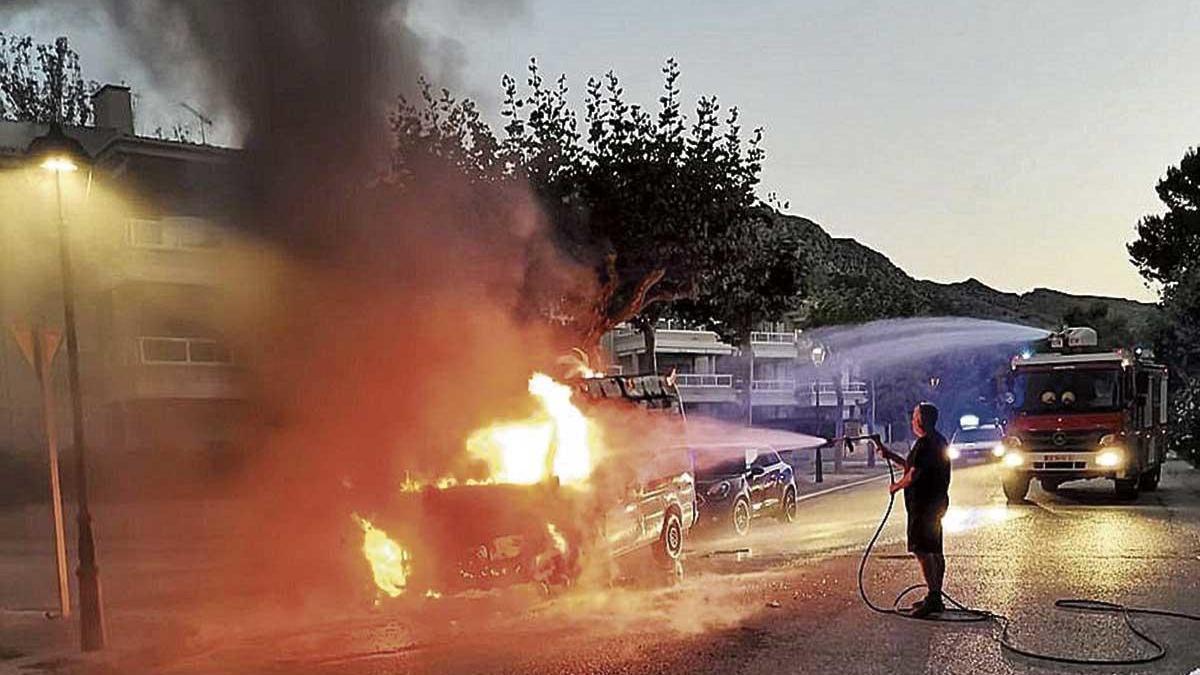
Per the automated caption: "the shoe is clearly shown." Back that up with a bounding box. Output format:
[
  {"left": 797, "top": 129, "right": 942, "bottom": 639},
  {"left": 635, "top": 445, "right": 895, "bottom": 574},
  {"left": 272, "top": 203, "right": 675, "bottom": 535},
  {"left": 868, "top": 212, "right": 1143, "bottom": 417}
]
[{"left": 911, "top": 596, "right": 945, "bottom": 619}]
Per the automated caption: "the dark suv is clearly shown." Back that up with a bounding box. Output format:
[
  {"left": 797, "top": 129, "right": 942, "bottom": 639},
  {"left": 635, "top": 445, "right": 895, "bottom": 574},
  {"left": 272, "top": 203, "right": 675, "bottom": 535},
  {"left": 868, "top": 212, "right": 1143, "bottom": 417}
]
[{"left": 695, "top": 445, "right": 797, "bottom": 536}]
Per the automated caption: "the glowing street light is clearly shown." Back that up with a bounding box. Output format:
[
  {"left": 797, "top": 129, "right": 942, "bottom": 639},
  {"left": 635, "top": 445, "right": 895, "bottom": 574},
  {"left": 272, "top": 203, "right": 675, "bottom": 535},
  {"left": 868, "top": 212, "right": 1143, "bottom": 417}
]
[{"left": 27, "top": 121, "right": 107, "bottom": 652}]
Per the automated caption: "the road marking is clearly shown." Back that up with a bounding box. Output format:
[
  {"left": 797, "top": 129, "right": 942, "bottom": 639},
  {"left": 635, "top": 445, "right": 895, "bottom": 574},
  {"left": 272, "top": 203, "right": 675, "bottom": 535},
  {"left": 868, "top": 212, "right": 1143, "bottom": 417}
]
[{"left": 795, "top": 473, "right": 891, "bottom": 504}]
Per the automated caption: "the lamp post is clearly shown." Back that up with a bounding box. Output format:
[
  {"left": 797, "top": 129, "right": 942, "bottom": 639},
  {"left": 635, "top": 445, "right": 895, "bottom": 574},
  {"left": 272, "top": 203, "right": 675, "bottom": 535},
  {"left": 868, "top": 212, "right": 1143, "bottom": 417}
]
[{"left": 27, "top": 122, "right": 107, "bottom": 652}]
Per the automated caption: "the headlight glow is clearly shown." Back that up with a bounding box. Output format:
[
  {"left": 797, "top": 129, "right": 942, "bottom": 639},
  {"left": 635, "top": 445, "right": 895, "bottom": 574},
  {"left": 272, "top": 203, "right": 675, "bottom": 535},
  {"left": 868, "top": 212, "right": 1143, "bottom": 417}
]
[
  {"left": 1096, "top": 449, "right": 1124, "bottom": 467},
  {"left": 1002, "top": 452, "right": 1024, "bottom": 467},
  {"left": 706, "top": 481, "right": 731, "bottom": 499},
  {"left": 948, "top": 446, "right": 961, "bottom": 460},
  {"left": 991, "top": 445, "right": 1006, "bottom": 458}
]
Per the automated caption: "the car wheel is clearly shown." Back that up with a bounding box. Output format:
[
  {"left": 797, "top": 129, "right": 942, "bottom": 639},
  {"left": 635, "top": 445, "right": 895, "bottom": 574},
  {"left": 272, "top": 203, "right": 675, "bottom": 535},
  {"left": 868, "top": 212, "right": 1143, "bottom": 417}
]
[
  {"left": 653, "top": 509, "right": 684, "bottom": 564},
  {"left": 1138, "top": 466, "right": 1161, "bottom": 492},
  {"left": 1040, "top": 479, "right": 1061, "bottom": 493},
  {"left": 1002, "top": 474, "right": 1031, "bottom": 503},
  {"left": 777, "top": 487, "right": 797, "bottom": 523},
  {"left": 1115, "top": 478, "right": 1140, "bottom": 500},
  {"left": 732, "top": 497, "right": 752, "bottom": 536}
]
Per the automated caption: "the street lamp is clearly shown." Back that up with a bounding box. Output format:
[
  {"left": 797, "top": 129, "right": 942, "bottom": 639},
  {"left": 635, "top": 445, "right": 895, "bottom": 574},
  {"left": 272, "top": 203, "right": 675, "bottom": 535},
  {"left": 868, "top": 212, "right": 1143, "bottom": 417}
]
[{"left": 27, "top": 122, "right": 107, "bottom": 652}]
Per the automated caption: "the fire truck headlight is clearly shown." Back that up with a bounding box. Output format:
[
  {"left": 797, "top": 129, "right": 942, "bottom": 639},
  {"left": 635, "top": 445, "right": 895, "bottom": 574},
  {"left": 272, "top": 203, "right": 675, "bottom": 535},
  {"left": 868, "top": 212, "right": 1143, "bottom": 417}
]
[
  {"left": 1002, "top": 452, "right": 1024, "bottom": 468},
  {"left": 991, "top": 444, "right": 1006, "bottom": 458},
  {"left": 948, "top": 446, "right": 961, "bottom": 460},
  {"left": 1096, "top": 449, "right": 1124, "bottom": 467},
  {"left": 1099, "top": 433, "right": 1120, "bottom": 447}
]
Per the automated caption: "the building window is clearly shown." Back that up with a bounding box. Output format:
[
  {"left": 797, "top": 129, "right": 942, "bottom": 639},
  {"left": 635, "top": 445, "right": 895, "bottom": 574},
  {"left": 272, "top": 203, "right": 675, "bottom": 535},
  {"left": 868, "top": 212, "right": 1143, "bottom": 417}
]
[
  {"left": 188, "top": 339, "right": 232, "bottom": 364},
  {"left": 139, "top": 336, "right": 232, "bottom": 365},
  {"left": 128, "top": 217, "right": 221, "bottom": 250}
]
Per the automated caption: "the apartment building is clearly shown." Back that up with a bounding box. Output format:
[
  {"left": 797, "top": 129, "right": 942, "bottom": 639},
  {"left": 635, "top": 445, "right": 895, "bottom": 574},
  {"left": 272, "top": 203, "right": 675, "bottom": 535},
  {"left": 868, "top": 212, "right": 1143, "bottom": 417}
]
[
  {"left": 602, "top": 321, "right": 871, "bottom": 437},
  {"left": 0, "top": 85, "right": 244, "bottom": 492}
]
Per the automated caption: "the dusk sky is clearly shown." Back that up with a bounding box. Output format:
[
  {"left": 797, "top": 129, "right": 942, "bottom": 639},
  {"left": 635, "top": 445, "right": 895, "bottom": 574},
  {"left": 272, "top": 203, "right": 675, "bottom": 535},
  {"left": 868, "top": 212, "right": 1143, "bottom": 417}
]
[{"left": 9, "top": 0, "right": 1200, "bottom": 302}]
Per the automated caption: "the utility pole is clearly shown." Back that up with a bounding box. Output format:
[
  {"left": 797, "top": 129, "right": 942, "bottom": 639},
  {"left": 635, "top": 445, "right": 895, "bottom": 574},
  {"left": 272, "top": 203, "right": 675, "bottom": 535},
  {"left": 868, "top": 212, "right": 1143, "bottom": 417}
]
[
  {"left": 747, "top": 343, "right": 755, "bottom": 427},
  {"left": 867, "top": 378, "right": 877, "bottom": 468},
  {"left": 833, "top": 362, "right": 844, "bottom": 474}
]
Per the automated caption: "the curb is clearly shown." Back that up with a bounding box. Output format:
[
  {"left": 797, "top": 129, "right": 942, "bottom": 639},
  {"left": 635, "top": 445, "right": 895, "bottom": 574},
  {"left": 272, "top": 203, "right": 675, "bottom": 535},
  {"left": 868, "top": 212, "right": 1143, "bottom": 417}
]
[{"left": 794, "top": 472, "right": 891, "bottom": 504}]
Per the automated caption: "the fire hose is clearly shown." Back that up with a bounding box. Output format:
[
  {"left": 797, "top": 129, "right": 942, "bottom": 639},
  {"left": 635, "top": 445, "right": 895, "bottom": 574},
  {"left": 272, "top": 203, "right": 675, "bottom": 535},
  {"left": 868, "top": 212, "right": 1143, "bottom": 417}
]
[{"left": 854, "top": 437, "right": 1200, "bottom": 666}]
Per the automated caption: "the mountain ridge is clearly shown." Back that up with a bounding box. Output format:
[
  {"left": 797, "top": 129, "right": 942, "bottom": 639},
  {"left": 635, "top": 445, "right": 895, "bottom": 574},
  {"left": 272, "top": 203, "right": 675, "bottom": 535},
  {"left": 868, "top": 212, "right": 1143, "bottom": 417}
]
[{"left": 776, "top": 212, "right": 1155, "bottom": 336}]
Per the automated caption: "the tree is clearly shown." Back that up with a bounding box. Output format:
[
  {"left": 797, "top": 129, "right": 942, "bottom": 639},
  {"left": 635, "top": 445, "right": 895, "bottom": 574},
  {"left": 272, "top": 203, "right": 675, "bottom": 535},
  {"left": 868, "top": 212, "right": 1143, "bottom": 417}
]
[
  {"left": 0, "top": 34, "right": 94, "bottom": 125},
  {"left": 1130, "top": 147, "right": 1200, "bottom": 463},
  {"left": 1128, "top": 147, "right": 1200, "bottom": 289},
  {"left": 391, "top": 60, "right": 798, "bottom": 360}
]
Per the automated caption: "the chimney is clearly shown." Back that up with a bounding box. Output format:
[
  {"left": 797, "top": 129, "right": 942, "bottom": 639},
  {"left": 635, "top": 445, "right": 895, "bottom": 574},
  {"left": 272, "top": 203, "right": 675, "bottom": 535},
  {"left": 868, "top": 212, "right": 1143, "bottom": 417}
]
[{"left": 92, "top": 84, "right": 134, "bottom": 135}]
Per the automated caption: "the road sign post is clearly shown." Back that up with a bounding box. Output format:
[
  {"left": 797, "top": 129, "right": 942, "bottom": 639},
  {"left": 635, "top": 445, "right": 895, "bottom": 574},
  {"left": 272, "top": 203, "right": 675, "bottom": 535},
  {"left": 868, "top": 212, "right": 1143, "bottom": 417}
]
[{"left": 11, "top": 325, "right": 70, "bottom": 618}]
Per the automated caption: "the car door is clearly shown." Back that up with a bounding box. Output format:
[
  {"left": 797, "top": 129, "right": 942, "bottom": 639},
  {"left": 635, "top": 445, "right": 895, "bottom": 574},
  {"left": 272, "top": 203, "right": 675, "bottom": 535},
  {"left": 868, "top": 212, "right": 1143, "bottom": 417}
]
[
  {"left": 751, "top": 450, "right": 786, "bottom": 511},
  {"left": 604, "top": 482, "right": 644, "bottom": 557},
  {"left": 746, "top": 448, "right": 774, "bottom": 512}
]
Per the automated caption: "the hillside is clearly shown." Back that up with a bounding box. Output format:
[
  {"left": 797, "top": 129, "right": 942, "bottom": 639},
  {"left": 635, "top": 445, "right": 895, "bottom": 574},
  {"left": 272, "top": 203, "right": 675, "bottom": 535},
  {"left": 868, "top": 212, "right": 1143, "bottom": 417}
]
[{"left": 775, "top": 213, "right": 1156, "bottom": 338}]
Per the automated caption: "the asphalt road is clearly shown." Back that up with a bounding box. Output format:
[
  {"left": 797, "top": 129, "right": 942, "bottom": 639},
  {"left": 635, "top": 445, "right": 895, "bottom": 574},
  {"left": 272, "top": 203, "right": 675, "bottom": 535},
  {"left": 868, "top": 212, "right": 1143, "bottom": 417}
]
[
  {"left": 61, "top": 458, "right": 1186, "bottom": 675},
  {"left": 7, "top": 459, "right": 1200, "bottom": 674}
]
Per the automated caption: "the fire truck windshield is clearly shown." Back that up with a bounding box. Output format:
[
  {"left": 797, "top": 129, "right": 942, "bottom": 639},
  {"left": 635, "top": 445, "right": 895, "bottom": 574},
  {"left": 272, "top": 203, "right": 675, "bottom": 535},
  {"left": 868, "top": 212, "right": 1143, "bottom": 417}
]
[{"left": 1012, "top": 368, "right": 1122, "bottom": 414}]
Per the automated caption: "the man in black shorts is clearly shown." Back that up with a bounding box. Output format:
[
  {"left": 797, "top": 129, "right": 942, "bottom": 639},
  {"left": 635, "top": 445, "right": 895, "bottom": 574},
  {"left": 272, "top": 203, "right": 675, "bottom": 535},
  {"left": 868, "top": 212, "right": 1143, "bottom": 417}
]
[{"left": 874, "top": 402, "right": 951, "bottom": 618}]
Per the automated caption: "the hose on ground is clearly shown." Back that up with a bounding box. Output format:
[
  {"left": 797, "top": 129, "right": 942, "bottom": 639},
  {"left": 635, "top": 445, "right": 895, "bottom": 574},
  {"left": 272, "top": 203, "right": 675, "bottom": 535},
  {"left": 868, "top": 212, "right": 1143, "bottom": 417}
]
[{"left": 857, "top": 457, "right": 1200, "bottom": 665}]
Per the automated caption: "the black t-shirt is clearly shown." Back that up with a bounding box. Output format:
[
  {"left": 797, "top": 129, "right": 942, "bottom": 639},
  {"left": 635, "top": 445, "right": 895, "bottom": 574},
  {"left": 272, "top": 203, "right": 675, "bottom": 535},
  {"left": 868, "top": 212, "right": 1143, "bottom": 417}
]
[{"left": 904, "top": 431, "right": 951, "bottom": 512}]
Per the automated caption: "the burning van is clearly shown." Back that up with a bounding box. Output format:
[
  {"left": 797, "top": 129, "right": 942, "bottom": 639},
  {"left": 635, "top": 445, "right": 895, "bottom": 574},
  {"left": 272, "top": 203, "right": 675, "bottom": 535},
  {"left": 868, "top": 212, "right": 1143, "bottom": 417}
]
[{"left": 353, "top": 372, "right": 696, "bottom": 599}]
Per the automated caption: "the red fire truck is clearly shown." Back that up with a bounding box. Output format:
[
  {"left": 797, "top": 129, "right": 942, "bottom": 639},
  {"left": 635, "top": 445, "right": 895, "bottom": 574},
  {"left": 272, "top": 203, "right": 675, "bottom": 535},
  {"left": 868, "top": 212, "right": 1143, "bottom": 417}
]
[{"left": 999, "top": 327, "right": 1169, "bottom": 501}]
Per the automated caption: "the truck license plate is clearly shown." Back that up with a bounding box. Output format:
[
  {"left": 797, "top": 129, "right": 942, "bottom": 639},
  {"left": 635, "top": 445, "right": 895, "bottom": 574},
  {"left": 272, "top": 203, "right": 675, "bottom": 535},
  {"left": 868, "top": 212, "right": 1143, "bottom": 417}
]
[{"left": 1043, "top": 454, "right": 1070, "bottom": 462}]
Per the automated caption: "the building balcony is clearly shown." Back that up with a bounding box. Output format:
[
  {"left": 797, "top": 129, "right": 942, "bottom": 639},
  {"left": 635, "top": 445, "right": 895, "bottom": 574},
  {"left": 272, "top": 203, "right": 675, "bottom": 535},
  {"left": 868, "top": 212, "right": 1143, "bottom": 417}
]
[
  {"left": 610, "top": 327, "right": 736, "bottom": 357},
  {"left": 749, "top": 331, "right": 800, "bottom": 359},
  {"left": 675, "top": 373, "right": 738, "bottom": 404},
  {"left": 796, "top": 381, "right": 870, "bottom": 407},
  {"left": 750, "top": 379, "right": 797, "bottom": 406}
]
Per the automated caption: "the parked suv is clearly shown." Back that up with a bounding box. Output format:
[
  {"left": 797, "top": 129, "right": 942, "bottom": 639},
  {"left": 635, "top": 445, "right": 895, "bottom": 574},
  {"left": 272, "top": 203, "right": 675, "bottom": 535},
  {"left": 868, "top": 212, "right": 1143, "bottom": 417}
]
[{"left": 695, "top": 445, "right": 797, "bottom": 536}]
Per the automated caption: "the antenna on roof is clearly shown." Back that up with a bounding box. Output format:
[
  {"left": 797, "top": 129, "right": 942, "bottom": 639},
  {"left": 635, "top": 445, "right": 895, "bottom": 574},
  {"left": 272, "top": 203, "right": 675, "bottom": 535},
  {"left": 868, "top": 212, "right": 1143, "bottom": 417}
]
[{"left": 178, "top": 102, "right": 213, "bottom": 145}]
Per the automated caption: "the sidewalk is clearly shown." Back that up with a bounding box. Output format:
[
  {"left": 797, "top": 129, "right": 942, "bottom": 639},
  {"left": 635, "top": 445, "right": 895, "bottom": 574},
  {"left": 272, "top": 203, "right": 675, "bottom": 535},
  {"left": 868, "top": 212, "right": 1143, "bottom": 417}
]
[{"left": 785, "top": 445, "right": 896, "bottom": 498}]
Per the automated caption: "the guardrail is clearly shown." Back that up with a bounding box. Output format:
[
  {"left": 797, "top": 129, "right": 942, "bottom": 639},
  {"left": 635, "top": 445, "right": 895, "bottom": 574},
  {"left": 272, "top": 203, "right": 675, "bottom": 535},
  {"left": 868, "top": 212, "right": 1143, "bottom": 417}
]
[{"left": 675, "top": 374, "right": 733, "bottom": 387}]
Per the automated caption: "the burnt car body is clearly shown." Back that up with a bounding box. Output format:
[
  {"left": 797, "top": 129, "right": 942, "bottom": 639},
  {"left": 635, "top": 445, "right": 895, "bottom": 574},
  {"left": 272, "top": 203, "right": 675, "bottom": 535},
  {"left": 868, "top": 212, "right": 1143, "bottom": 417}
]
[
  {"left": 695, "top": 445, "right": 797, "bottom": 536},
  {"left": 378, "top": 373, "right": 695, "bottom": 595}
]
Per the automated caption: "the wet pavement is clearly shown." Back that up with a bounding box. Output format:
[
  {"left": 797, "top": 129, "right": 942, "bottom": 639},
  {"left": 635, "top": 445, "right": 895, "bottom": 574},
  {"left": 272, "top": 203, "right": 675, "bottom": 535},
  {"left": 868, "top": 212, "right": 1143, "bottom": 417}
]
[{"left": 5, "top": 459, "right": 1200, "bottom": 674}]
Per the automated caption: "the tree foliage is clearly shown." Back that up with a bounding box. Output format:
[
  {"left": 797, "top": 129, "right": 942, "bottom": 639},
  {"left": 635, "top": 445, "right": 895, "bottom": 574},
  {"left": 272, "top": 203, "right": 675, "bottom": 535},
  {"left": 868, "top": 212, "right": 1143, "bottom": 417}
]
[
  {"left": 1129, "top": 147, "right": 1200, "bottom": 288},
  {"left": 1130, "top": 146, "right": 1200, "bottom": 462},
  {"left": 0, "top": 33, "right": 94, "bottom": 125},
  {"left": 390, "top": 59, "right": 802, "bottom": 349}
]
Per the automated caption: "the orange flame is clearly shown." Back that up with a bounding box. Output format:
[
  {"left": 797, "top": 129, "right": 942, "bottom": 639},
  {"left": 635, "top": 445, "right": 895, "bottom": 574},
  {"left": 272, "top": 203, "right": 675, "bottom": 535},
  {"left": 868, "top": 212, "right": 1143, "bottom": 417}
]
[
  {"left": 353, "top": 514, "right": 410, "bottom": 597},
  {"left": 466, "top": 372, "right": 599, "bottom": 486}
]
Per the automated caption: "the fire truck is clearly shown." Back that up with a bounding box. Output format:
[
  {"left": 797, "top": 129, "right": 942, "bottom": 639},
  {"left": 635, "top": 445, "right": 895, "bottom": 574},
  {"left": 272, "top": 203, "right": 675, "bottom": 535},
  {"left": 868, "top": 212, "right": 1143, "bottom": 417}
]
[{"left": 998, "top": 327, "right": 1169, "bottom": 501}]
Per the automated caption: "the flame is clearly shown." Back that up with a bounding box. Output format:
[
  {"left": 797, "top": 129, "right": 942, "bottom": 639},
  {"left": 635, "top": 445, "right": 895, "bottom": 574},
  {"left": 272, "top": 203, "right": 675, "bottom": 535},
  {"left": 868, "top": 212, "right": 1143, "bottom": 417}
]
[
  {"left": 466, "top": 372, "right": 598, "bottom": 486},
  {"left": 558, "top": 347, "right": 600, "bottom": 379},
  {"left": 546, "top": 522, "right": 568, "bottom": 556},
  {"left": 353, "top": 515, "right": 411, "bottom": 597}
]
